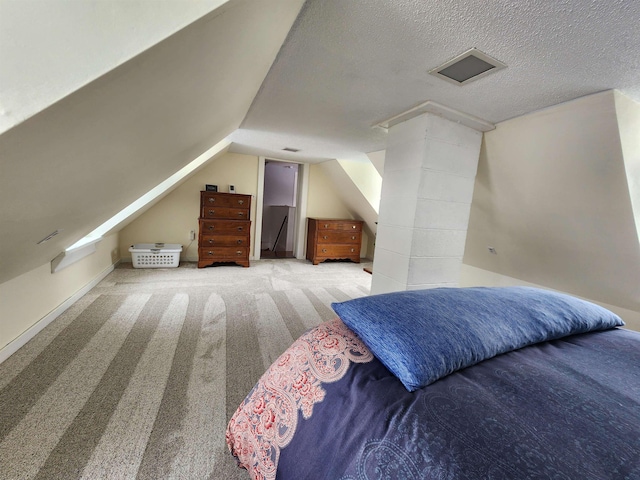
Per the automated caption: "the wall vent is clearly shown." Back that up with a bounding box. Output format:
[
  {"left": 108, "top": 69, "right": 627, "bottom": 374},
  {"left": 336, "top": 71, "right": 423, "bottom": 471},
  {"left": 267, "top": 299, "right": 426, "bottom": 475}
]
[{"left": 429, "top": 48, "right": 506, "bottom": 86}]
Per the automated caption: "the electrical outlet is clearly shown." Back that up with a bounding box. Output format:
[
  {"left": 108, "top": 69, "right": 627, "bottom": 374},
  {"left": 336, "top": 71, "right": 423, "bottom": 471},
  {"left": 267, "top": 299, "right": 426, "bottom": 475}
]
[{"left": 189, "top": 230, "right": 196, "bottom": 241}]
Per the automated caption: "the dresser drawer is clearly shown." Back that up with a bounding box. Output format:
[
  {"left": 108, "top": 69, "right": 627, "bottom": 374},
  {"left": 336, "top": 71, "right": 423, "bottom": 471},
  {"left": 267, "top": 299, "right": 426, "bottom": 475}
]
[
  {"left": 199, "top": 247, "right": 249, "bottom": 260},
  {"left": 317, "top": 231, "right": 361, "bottom": 244},
  {"left": 201, "top": 207, "right": 249, "bottom": 220},
  {"left": 317, "top": 220, "right": 362, "bottom": 232},
  {"left": 201, "top": 192, "right": 251, "bottom": 208},
  {"left": 315, "top": 244, "right": 360, "bottom": 257},
  {"left": 199, "top": 219, "right": 250, "bottom": 235},
  {"left": 200, "top": 235, "right": 249, "bottom": 247}
]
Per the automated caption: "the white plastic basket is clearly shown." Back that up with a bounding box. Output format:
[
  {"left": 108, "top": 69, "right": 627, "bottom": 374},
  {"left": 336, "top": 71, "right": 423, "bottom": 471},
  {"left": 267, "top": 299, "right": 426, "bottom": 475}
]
[{"left": 129, "top": 243, "right": 182, "bottom": 268}]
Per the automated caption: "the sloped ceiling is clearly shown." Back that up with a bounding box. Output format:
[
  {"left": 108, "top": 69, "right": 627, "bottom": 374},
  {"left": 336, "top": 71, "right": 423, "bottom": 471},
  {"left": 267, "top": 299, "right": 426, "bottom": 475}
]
[
  {"left": 0, "top": 0, "right": 229, "bottom": 134},
  {"left": 0, "top": 0, "right": 304, "bottom": 284}
]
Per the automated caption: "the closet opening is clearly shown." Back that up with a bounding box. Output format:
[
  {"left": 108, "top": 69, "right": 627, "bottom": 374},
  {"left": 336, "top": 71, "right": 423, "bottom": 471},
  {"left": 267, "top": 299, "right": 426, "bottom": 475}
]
[{"left": 260, "top": 160, "right": 299, "bottom": 259}]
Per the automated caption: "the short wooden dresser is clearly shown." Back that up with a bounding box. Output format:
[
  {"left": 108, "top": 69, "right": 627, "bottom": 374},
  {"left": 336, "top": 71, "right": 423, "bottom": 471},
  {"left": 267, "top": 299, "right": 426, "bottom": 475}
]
[
  {"left": 306, "top": 218, "right": 363, "bottom": 265},
  {"left": 198, "top": 191, "right": 251, "bottom": 268}
]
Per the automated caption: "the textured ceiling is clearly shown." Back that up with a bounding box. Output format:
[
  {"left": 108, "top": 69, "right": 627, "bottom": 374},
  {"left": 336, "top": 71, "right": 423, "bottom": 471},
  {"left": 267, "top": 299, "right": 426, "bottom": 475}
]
[{"left": 232, "top": 0, "right": 640, "bottom": 163}]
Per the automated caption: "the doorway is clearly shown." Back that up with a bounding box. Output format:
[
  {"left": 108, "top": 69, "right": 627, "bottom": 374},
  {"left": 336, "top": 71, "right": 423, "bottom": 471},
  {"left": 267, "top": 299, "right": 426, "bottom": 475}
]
[{"left": 260, "top": 160, "right": 299, "bottom": 258}]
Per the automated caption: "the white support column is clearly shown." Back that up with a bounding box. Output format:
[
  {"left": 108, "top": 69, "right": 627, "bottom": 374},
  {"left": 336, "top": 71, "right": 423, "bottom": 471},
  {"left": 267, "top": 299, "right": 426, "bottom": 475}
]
[{"left": 371, "top": 112, "right": 483, "bottom": 294}]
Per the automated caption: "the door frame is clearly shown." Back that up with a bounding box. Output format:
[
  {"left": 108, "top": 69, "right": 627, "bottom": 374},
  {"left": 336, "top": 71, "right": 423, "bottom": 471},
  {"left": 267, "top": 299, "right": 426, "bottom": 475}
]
[{"left": 254, "top": 157, "right": 309, "bottom": 260}]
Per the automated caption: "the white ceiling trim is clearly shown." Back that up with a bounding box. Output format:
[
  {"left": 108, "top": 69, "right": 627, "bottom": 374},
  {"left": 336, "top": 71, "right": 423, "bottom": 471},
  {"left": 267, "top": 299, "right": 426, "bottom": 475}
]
[{"left": 375, "top": 100, "right": 495, "bottom": 133}]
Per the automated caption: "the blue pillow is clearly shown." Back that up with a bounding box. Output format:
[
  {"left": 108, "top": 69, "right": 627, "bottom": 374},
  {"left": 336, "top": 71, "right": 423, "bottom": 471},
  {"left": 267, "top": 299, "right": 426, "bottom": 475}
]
[{"left": 331, "top": 287, "right": 624, "bottom": 391}]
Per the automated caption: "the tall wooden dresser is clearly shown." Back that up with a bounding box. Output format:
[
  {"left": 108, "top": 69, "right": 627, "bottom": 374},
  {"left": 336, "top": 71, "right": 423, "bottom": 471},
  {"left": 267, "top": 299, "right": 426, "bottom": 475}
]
[
  {"left": 198, "top": 191, "right": 251, "bottom": 268},
  {"left": 306, "top": 218, "right": 363, "bottom": 265}
]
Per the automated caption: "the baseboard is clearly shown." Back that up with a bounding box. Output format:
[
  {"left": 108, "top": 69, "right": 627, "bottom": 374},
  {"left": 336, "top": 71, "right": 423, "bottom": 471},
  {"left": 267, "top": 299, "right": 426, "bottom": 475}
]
[{"left": 0, "top": 262, "right": 117, "bottom": 365}]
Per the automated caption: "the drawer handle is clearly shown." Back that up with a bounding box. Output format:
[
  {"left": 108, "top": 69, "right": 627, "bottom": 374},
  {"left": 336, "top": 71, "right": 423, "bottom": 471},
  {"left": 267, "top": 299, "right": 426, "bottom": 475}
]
[
  {"left": 208, "top": 239, "right": 214, "bottom": 245},
  {"left": 208, "top": 198, "right": 215, "bottom": 203},
  {"left": 237, "top": 212, "right": 244, "bottom": 217},
  {"left": 209, "top": 210, "right": 215, "bottom": 215},
  {"left": 324, "top": 224, "right": 328, "bottom": 228},
  {"left": 323, "top": 235, "right": 328, "bottom": 240},
  {"left": 322, "top": 248, "right": 327, "bottom": 253},
  {"left": 236, "top": 251, "right": 242, "bottom": 256},
  {"left": 352, "top": 225, "right": 356, "bottom": 229},
  {"left": 238, "top": 199, "right": 244, "bottom": 205},
  {"left": 351, "top": 248, "right": 355, "bottom": 252},
  {"left": 207, "top": 251, "right": 214, "bottom": 255},
  {"left": 208, "top": 225, "right": 215, "bottom": 230},
  {"left": 351, "top": 236, "right": 356, "bottom": 240},
  {"left": 237, "top": 227, "right": 244, "bottom": 231},
  {"left": 237, "top": 240, "right": 243, "bottom": 245}
]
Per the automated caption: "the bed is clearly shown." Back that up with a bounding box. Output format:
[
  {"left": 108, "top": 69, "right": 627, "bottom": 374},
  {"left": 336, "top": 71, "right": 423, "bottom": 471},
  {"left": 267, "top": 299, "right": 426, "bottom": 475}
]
[{"left": 226, "top": 286, "right": 640, "bottom": 479}]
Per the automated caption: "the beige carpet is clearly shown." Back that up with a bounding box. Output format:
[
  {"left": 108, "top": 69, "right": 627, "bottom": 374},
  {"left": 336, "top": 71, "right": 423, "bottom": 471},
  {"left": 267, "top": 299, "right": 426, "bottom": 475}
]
[{"left": 0, "top": 259, "right": 372, "bottom": 479}]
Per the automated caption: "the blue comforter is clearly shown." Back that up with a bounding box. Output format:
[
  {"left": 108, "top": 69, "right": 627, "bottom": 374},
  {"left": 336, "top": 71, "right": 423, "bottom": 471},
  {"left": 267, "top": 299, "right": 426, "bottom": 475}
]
[
  {"left": 228, "top": 322, "right": 640, "bottom": 479},
  {"left": 279, "top": 327, "right": 640, "bottom": 479}
]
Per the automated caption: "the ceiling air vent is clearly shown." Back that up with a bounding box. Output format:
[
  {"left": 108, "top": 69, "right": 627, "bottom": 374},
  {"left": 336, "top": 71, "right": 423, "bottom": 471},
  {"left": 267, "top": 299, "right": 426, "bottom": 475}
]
[
  {"left": 282, "top": 147, "right": 300, "bottom": 152},
  {"left": 429, "top": 48, "right": 506, "bottom": 86}
]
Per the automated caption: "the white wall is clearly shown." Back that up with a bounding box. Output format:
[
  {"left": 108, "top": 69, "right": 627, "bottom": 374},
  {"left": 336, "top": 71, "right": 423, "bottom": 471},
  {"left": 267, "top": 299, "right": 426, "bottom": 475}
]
[
  {"left": 460, "top": 264, "right": 640, "bottom": 332},
  {"left": 464, "top": 91, "right": 640, "bottom": 312},
  {"left": 0, "top": 233, "right": 119, "bottom": 356},
  {"left": 337, "top": 159, "right": 382, "bottom": 213},
  {"left": 366, "top": 150, "right": 386, "bottom": 176},
  {"left": 263, "top": 162, "right": 297, "bottom": 206},
  {"left": 314, "top": 161, "right": 376, "bottom": 258},
  {"left": 306, "top": 163, "right": 356, "bottom": 219},
  {"left": 119, "top": 152, "right": 259, "bottom": 262},
  {"left": 615, "top": 91, "right": 640, "bottom": 242}
]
